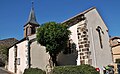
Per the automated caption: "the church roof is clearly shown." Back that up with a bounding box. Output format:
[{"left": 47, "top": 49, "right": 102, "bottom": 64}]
[
  {"left": 62, "top": 7, "right": 96, "bottom": 27},
  {"left": 24, "top": 2, "right": 39, "bottom": 27}
]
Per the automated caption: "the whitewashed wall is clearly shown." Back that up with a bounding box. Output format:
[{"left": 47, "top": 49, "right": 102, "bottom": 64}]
[
  {"left": 86, "top": 8, "right": 113, "bottom": 73},
  {"left": 8, "top": 46, "right": 15, "bottom": 73},
  {"left": 16, "top": 40, "right": 28, "bottom": 74},
  {"left": 30, "top": 41, "right": 50, "bottom": 71}
]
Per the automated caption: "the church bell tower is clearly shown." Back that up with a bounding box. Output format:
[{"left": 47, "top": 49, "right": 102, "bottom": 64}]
[{"left": 24, "top": 2, "right": 39, "bottom": 37}]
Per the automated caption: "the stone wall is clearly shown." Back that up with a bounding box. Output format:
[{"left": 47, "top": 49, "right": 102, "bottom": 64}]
[{"left": 77, "top": 20, "right": 91, "bottom": 65}]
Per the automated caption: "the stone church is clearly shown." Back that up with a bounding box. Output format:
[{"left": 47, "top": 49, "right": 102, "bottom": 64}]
[{"left": 8, "top": 4, "right": 113, "bottom": 74}]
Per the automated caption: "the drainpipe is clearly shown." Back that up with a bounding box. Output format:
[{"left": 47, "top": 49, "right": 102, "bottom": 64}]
[
  {"left": 14, "top": 44, "right": 17, "bottom": 73},
  {"left": 26, "top": 37, "right": 31, "bottom": 68}
]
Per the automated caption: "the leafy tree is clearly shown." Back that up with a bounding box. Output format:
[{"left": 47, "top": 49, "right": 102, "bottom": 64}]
[{"left": 37, "top": 22, "right": 71, "bottom": 66}]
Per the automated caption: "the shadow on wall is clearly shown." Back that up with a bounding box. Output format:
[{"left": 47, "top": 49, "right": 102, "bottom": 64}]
[{"left": 57, "top": 42, "right": 78, "bottom": 66}]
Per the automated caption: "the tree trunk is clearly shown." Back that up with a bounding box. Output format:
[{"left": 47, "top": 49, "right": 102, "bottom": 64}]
[{"left": 50, "top": 53, "right": 57, "bottom": 66}]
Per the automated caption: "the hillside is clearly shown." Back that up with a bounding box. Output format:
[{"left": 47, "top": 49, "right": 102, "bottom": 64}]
[
  {"left": 0, "top": 38, "right": 18, "bottom": 66},
  {"left": 0, "top": 38, "right": 18, "bottom": 48}
]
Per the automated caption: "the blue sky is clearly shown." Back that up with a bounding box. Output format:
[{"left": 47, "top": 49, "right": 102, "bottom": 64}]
[{"left": 0, "top": 0, "right": 120, "bottom": 40}]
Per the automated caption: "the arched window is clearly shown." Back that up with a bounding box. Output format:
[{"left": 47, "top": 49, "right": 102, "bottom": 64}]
[{"left": 96, "top": 26, "right": 104, "bottom": 48}]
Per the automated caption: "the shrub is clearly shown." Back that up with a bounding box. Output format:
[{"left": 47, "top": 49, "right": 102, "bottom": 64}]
[
  {"left": 23, "top": 68, "right": 46, "bottom": 74},
  {"left": 52, "top": 64, "right": 99, "bottom": 74}
]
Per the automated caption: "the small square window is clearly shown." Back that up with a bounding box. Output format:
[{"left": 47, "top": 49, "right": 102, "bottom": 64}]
[{"left": 17, "top": 58, "right": 20, "bottom": 65}]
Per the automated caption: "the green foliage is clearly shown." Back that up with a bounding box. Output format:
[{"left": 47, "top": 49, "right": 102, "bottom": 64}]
[
  {"left": 37, "top": 22, "right": 71, "bottom": 65},
  {"left": 37, "top": 22, "right": 71, "bottom": 54},
  {"left": 115, "top": 58, "right": 120, "bottom": 63},
  {"left": 0, "top": 46, "right": 8, "bottom": 56},
  {"left": 0, "top": 46, "right": 8, "bottom": 66},
  {"left": 52, "top": 64, "right": 99, "bottom": 74},
  {"left": 23, "top": 68, "right": 46, "bottom": 74}
]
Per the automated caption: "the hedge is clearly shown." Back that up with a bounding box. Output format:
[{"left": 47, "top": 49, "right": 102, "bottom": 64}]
[
  {"left": 52, "top": 64, "right": 99, "bottom": 74},
  {"left": 23, "top": 68, "right": 46, "bottom": 74}
]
